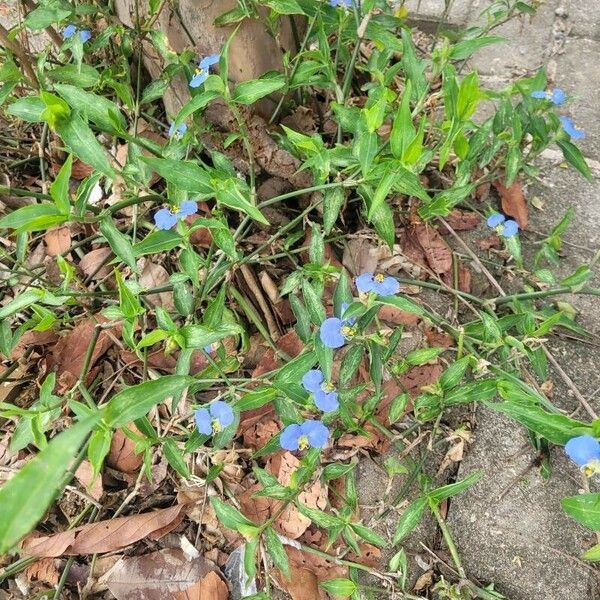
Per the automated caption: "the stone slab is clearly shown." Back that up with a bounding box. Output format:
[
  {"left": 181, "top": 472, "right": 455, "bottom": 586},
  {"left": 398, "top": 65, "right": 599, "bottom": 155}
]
[{"left": 404, "top": 0, "right": 474, "bottom": 25}]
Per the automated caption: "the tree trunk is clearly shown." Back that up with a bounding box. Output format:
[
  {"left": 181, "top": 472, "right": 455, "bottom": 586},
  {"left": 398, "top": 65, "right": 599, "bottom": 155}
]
[{"left": 114, "top": 0, "right": 300, "bottom": 117}]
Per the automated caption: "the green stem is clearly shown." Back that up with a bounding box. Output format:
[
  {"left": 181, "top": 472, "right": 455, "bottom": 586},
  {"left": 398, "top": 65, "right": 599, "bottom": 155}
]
[
  {"left": 491, "top": 286, "right": 600, "bottom": 306},
  {"left": 429, "top": 498, "right": 466, "bottom": 578}
]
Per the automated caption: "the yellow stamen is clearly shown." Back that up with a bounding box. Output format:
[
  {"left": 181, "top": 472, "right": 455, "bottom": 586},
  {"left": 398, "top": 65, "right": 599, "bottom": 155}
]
[
  {"left": 583, "top": 459, "right": 600, "bottom": 477},
  {"left": 321, "top": 381, "right": 335, "bottom": 393},
  {"left": 340, "top": 325, "right": 356, "bottom": 339},
  {"left": 211, "top": 418, "right": 222, "bottom": 433},
  {"left": 298, "top": 435, "right": 309, "bottom": 450},
  {"left": 374, "top": 273, "right": 385, "bottom": 283}
]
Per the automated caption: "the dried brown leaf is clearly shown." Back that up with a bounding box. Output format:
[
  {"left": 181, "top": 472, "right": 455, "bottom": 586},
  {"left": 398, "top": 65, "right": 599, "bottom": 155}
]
[
  {"left": 74, "top": 460, "right": 103, "bottom": 500},
  {"left": 23, "top": 505, "right": 186, "bottom": 557},
  {"left": 413, "top": 224, "right": 452, "bottom": 275},
  {"left": 24, "top": 558, "right": 60, "bottom": 585},
  {"left": 44, "top": 225, "right": 71, "bottom": 256},
  {"left": 440, "top": 209, "right": 481, "bottom": 232},
  {"left": 138, "top": 259, "right": 174, "bottom": 310},
  {"left": 400, "top": 364, "right": 444, "bottom": 397},
  {"left": 102, "top": 548, "right": 226, "bottom": 600},
  {"left": 79, "top": 247, "right": 113, "bottom": 279},
  {"left": 492, "top": 178, "right": 528, "bottom": 229},
  {"left": 275, "top": 564, "right": 322, "bottom": 600},
  {"left": 106, "top": 426, "right": 143, "bottom": 474}
]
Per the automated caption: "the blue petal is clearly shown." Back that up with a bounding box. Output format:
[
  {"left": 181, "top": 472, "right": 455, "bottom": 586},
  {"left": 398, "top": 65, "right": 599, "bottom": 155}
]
[
  {"left": 355, "top": 273, "right": 375, "bottom": 293},
  {"left": 79, "top": 29, "right": 92, "bottom": 43},
  {"left": 551, "top": 88, "right": 566, "bottom": 105},
  {"left": 177, "top": 200, "right": 198, "bottom": 217},
  {"left": 204, "top": 343, "right": 216, "bottom": 353},
  {"left": 565, "top": 435, "right": 600, "bottom": 467},
  {"left": 199, "top": 54, "right": 220, "bottom": 70},
  {"left": 154, "top": 208, "right": 178, "bottom": 230},
  {"left": 190, "top": 71, "right": 208, "bottom": 88},
  {"left": 501, "top": 220, "right": 519, "bottom": 237},
  {"left": 530, "top": 90, "right": 547, "bottom": 99},
  {"left": 302, "top": 369, "right": 324, "bottom": 393},
  {"left": 487, "top": 213, "right": 505, "bottom": 228},
  {"left": 169, "top": 122, "right": 187, "bottom": 138},
  {"left": 301, "top": 420, "right": 329, "bottom": 448},
  {"left": 319, "top": 317, "right": 345, "bottom": 349},
  {"left": 314, "top": 389, "right": 339, "bottom": 412},
  {"left": 373, "top": 276, "right": 400, "bottom": 296},
  {"left": 280, "top": 424, "right": 302, "bottom": 451},
  {"left": 62, "top": 24, "right": 77, "bottom": 39},
  {"left": 560, "top": 116, "right": 585, "bottom": 139},
  {"left": 194, "top": 408, "right": 213, "bottom": 435},
  {"left": 210, "top": 400, "right": 234, "bottom": 428}
]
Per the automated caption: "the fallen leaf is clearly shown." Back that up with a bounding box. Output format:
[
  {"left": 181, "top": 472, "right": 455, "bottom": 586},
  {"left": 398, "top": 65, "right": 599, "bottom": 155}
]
[
  {"left": 174, "top": 570, "right": 229, "bottom": 600},
  {"left": 400, "top": 364, "right": 444, "bottom": 397},
  {"left": 102, "top": 548, "right": 227, "bottom": 600},
  {"left": 285, "top": 545, "right": 347, "bottom": 583},
  {"left": 378, "top": 303, "right": 420, "bottom": 326},
  {"left": 44, "top": 225, "right": 71, "bottom": 256},
  {"left": 274, "top": 564, "right": 321, "bottom": 600},
  {"left": 492, "top": 178, "right": 528, "bottom": 229},
  {"left": 413, "top": 224, "right": 452, "bottom": 275},
  {"left": 120, "top": 348, "right": 177, "bottom": 373},
  {"left": 71, "top": 159, "right": 94, "bottom": 180},
  {"left": 440, "top": 209, "right": 481, "bottom": 232},
  {"left": 74, "top": 460, "right": 103, "bottom": 500},
  {"left": 106, "top": 426, "right": 144, "bottom": 474},
  {"left": 240, "top": 482, "right": 272, "bottom": 525},
  {"left": 10, "top": 330, "right": 59, "bottom": 360},
  {"left": 138, "top": 258, "right": 174, "bottom": 310},
  {"left": 47, "top": 316, "right": 118, "bottom": 392},
  {"left": 476, "top": 234, "right": 501, "bottom": 251},
  {"left": 24, "top": 558, "right": 60, "bottom": 585},
  {"left": 23, "top": 504, "right": 187, "bottom": 557},
  {"left": 414, "top": 570, "right": 434, "bottom": 591},
  {"left": 437, "top": 440, "right": 464, "bottom": 476},
  {"left": 424, "top": 328, "right": 453, "bottom": 349},
  {"left": 79, "top": 247, "right": 113, "bottom": 279},
  {"left": 242, "top": 417, "right": 280, "bottom": 452}
]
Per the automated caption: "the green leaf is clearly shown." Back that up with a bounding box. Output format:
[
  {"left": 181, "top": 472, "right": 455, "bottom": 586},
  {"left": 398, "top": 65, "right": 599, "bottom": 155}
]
[
  {"left": 174, "top": 89, "right": 221, "bottom": 124},
  {"left": 390, "top": 80, "right": 414, "bottom": 159},
  {"left": 350, "top": 522, "right": 386, "bottom": 547},
  {"left": 319, "top": 578, "right": 357, "bottom": 598},
  {"left": 232, "top": 73, "right": 286, "bottom": 105},
  {"left": 47, "top": 65, "right": 100, "bottom": 89},
  {"left": 582, "top": 543, "right": 600, "bottom": 561},
  {"left": 557, "top": 139, "right": 592, "bottom": 180},
  {"left": 163, "top": 438, "right": 191, "bottom": 478},
  {"left": 55, "top": 113, "right": 115, "bottom": 178},
  {"left": 0, "top": 204, "right": 64, "bottom": 232},
  {"left": 99, "top": 217, "right": 137, "bottom": 271},
  {"left": 180, "top": 323, "right": 242, "bottom": 349},
  {"left": 274, "top": 351, "right": 317, "bottom": 384},
  {"left": 264, "top": 526, "right": 290, "bottom": 577},
  {"left": 392, "top": 496, "right": 427, "bottom": 544},
  {"left": 210, "top": 496, "right": 257, "bottom": 531},
  {"left": 262, "top": 0, "right": 306, "bottom": 14},
  {"left": 104, "top": 376, "right": 195, "bottom": 428},
  {"left": 236, "top": 386, "right": 278, "bottom": 412},
  {"left": 53, "top": 84, "right": 126, "bottom": 134},
  {"left": 323, "top": 187, "right": 345, "bottom": 234},
  {"left": 449, "top": 36, "right": 506, "bottom": 60},
  {"left": 87, "top": 428, "right": 112, "bottom": 479},
  {"left": 562, "top": 493, "right": 600, "bottom": 530},
  {"left": 0, "top": 416, "right": 96, "bottom": 554},
  {"left": 133, "top": 230, "right": 181, "bottom": 256},
  {"left": 25, "top": 5, "right": 72, "bottom": 29},
  {"left": 389, "top": 393, "right": 409, "bottom": 424},
  {"left": 50, "top": 154, "right": 73, "bottom": 215},
  {"left": 376, "top": 296, "right": 425, "bottom": 317},
  {"left": 456, "top": 71, "right": 480, "bottom": 120},
  {"left": 215, "top": 178, "right": 269, "bottom": 225},
  {"left": 140, "top": 157, "right": 213, "bottom": 195},
  {"left": 428, "top": 472, "right": 481, "bottom": 503},
  {"left": 7, "top": 96, "right": 46, "bottom": 122},
  {"left": 369, "top": 200, "right": 396, "bottom": 249}
]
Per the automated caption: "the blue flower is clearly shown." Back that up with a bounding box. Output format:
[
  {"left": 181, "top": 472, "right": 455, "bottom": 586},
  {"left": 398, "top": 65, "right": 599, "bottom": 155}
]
[
  {"left": 190, "top": 54, "right": 220, "bottom": 88},
  {"left": 154, "top": 201, "right": 198, "bottom": 230},
  {"left": 319, "top": 304, "right": 357, "bottom": 349},
  {"left": 302, "top": 369, "right": 339, "bottom": 412},
  {"left": 486, "top": 213, "right": 519, "bottom": 238},
  {"left": 168, "top": 122, "right": 187, "bottom": 139},
  {"left": 195, "top": 400, "right": 234, "bottom": 435},
  {"left": 280, "top": 420, "right": 329, "bottom": 451},
  {"left": 330, "top": 0, "right": 353, "bottom": 7},
  {"left": 356, "top": 272, "right": 399, "bottom": 296},
  {"left": 559, "top": 116, "right": 585, "bottom": 140},
  {"left": 531, "top": 88, "right": 565, "bottom": 106},
  {"left": 565, "top": 435, "right": 600, "bottom": 475},
  {"left": 62, "top": 25, "right": 91, "bottom": 42}
]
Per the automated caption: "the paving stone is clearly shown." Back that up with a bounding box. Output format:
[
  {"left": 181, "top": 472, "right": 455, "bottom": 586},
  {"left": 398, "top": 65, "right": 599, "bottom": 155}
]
[
  {"left": 447, "top": 408, "right": 600, "bottom": 600},
  {"left": 404, "top": 0, "right": 474, "bottom": 25},
  {"left": 565, "top": 0, "right": 600, "bottom": 41},
  {"left": 468, "top": 0, "right": 561, "bottom": 76},
  {"left": 553, "top": 37, "right": 600, "bottom": 161}
]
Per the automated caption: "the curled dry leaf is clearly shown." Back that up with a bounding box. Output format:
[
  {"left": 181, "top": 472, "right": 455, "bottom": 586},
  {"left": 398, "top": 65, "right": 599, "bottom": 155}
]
[
  {"left": 102, "top": 548, "right": 228, "bottom": 600},
  {"left": 10, "top": 329, "right": 58, "bottom": 361},
  {"left": 24, "top": 558, "right": 60, "bottom": 586},
  {"left": 436, "top": 439, "right": 465, "bottom": 476},
  {"left": 274, "top": 564, "right": 322, "bottom": 600},
  {"left": 79, "top": 246, "right": 113, "bottom": 279},
  {"left": 74, "top": 460, "right": 103, "bottom": 500},
  {"left": 23, "top": 504, "right": 187, "bottom": 557},
  {"left": 492, "top": 177, "right": 528, "bottom": 229},
  {"left": 106, "top": 426, "right": 144, "bottom": 474},
  {"left": 44, "top": 225, "right": 71, "bottom": 257},
  {"left": 285, "top": 545, "right": 347, "bottom": 583},
  {"left": 138, "top": 258, "right": 174, "bottom": 310},
  {"left": 413, "top": 224, "right": 452, "bottom": 275}
]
